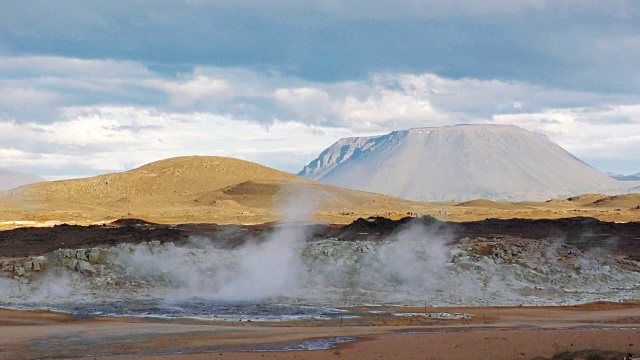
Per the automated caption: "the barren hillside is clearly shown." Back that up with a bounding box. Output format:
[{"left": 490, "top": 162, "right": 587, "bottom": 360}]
[
  {"left": 1, "top": 156, "right": 639, "bottom": 229},
  {"left": 0, "top": 156, "right": 430, "bottom": 225},
  {"left": 300, "top": 125, "right": 630, "bottom": 201}
]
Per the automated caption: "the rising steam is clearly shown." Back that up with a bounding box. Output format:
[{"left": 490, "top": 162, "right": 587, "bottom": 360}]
[{"left": 1, "top": 186, "right": 640, "bottom": 312}]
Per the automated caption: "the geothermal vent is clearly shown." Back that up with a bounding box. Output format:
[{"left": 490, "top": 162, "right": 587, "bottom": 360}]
[{"left": 299, "top": 124, "right": 625, "bottom": 201}]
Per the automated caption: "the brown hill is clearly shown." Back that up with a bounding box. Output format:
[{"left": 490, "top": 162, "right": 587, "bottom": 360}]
[
  {"left": 566, "top": 194, "right": 612, "bottom": 204},
  {"left": 9, "top": 156, "right": 301, "bottom": 203},
  {"left": 455, "top": 199, "right": 518, "bottom": 211},
  {"left": 0, "top": 156, "right": 430, "bottom": 225},
  {"left": 590, "top": 194, "right": 640, "bottom": 209},
  {"left": 543, "top": 193, "right": 640, "bottom": 209},
  {"left": 545, "top": 194, "right": 612, "bottom": 206}
]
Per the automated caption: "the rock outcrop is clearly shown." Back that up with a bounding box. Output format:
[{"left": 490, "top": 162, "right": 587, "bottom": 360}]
[{"left": 1, "top": 256, "right": 48, "bottom": 281}]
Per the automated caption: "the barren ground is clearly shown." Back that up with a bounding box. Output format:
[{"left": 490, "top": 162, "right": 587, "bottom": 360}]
[{"left": 1, "top": 302, "right": 639, "bottom": 359}]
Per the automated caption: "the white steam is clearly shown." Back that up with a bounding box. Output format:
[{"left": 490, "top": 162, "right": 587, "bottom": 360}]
[
  {"left": 109, "top": 185, "right": 317, "bottom": 302},
  {"left": 1, "top": 199, "right": 640, "bottom": 310},
  {"left": 210, "top": 224, "right": 307, "bottom": 301},
  {"left": 371, "top": 223, "right": 449, "bottom": 290}
]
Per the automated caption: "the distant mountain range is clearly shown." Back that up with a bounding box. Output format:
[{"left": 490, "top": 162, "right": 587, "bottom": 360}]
[
  {"left": 299, "top": 124, "right": 631, "bottom": 201},
  {"left": 0, "top": 169, "right": 45, "bottom": 191},
  {"left": 607, "top": 172, "right": 640, "bottom": 181}
]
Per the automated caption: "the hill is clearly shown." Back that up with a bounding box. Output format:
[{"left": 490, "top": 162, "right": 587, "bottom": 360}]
[
  {"left": 590, "top": 194, "right": 640, "bottom": 209},
  {"left": 0, "top": 156, "right": 430, "bottom": 225},
  {"left": 608, "top": 172, "right": 640, "bottom": 181},
  {"left": 0, "top": 169, "right": 45, "bottom": 190},
  {"left": 299, "top": 124, "right": 626, "bottom": 201},
  {"left": 454, "top": 199, "right": 518, "bottom": 210}
]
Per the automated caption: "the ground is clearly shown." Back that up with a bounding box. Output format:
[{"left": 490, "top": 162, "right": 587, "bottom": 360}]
[{"left": 1, "top": 303, "right": 639, "bottom": 359}]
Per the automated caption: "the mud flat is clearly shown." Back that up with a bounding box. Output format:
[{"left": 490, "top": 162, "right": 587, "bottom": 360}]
[{"left": 1, "top": 302, "right": 640, "bottom": 359}]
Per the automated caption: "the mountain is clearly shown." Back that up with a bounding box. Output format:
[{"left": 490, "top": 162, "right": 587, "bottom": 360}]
[
  {"left": 0, "top": 169, "right": 45, "bottom": 191},
  {"left": 0, "top": 156, "right": 429, "bottom": 225},
  {"left": 299, "top": 124, "right": 625, "bottom": 201},
  {"left": 608, "top": 172, "right": 640, "bottom": 181}
]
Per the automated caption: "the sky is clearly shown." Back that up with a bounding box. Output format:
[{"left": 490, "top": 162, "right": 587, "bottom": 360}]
[{"left": 1, "top": 0, "right": 639, "bottom": 180}]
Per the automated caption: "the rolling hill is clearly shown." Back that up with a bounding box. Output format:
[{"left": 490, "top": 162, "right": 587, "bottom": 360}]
[
  {"left": 0, "top": 156, "right": 430, "bottom": 225},
  {"left": 1, "top": 155, "right": 638, "bottom": 229}
]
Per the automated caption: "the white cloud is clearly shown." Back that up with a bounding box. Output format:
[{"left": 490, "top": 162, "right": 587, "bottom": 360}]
[
  {"left": 0, "top": 105, "right": 352, "bottom": 175},
  {"left": 492, "top": 105, "right": 640, "bottom": 161},
  {"left": 2, "top": 55, "right": 640, "bottom": 176},
  {"left": 271, "top": 83, "right": 447, "bottom": 131},
  {"left": 0, "top": 56, "right": 150, "bottom": 79},
  {"left": 0, "top": 85, "right": 62, "bottom": 119},
  {"left": 148, "top": 75, "right": 232, "bottom": 108},
  {"left": 273, "top": 87, "right": 332, "bottom": 122},
  {"left": 337, "top": 87, "right": 446, "bottom": 131}
]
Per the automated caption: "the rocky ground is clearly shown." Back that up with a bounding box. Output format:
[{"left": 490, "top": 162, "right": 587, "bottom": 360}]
[
  {"left": 1, "top": 216, "right": 639, "bottom": 309},
  {"left": 2, "top": 215, "right": 640, "bottom": 257},
  {"left": 1, "top": 216, "right": 640, "bottom": 359}
]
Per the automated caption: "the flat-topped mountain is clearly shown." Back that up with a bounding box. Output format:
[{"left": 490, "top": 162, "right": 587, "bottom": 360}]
[
  {"left": 0, "top": 169, "right": 45, "bottom": 191},
  {"left": 299, "top": 124, "right": 627, "bottom": 201},
  {"left": 0, "top": 156, "right": 428, "bottom": 225}
]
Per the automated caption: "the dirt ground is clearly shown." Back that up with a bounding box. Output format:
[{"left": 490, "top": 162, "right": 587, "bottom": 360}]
[{"left": 1, "top": 302, "right": 640, "bottom": 359}]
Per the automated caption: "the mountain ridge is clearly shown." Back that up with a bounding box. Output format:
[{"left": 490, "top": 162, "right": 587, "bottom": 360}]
[
  {"left": 299, "top": 124, "right": 628, "bottom": 201},
  {"left": 608, "top": 172, "right": 640, "bottom": 181},
  {"left": 0, "top": 169, "right": 46, "bottom": 191}
]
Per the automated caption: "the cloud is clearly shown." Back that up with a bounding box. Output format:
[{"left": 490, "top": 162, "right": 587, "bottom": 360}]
[
  {"left": 2, "top": 1, "right": 638, "bottom": 91},
  {"left": 148, "top": 75, "right": 232, "bottom": 109},
  {"left": 0, "top": 56, "right": 151, "bottom": 79},
  {"left": 0, "top": 56, "right": 162, "bottom": 122},
  {"left": 273, "top": 87, "right": 332, "bottom": 122},
  {"left": 2, "top": 1, "right": 638, "bottom": 177},
  {"left": 1, "top": 55, "right": 640, "bottom": 177},
  {"left": 492, "top": 105, "right": 640, "bottom": 162},
  {"left": 0, "top": 85, "right": 62, "bottom": 120},
  {"left": 177, "top": 0, "right": 549, "bottom": 20},
  {"left": 271, "top": 80, "right": 449, "bottom": 131},
  {"left": 0, "top": 104, "right": 351, "bottom": 177}
]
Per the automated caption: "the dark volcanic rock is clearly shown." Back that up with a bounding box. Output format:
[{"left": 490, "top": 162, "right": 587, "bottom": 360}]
[
  {"left": 0, "top": 223, "right": 188, "bottom": 257},
  {"left": 0, "top": 216, "right": 639, "bottom": 258},
  {"left": 318, "top": 216, "right": 640, "bottom": 255}
]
